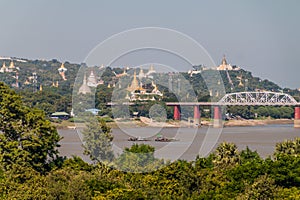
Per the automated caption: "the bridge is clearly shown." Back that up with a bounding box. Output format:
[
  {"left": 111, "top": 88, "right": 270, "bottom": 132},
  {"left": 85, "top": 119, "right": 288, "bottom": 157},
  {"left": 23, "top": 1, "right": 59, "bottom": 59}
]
[
  {"left": 165, "top": 92, "right": 300, "bottom": 128},
  {"left": 219, "top": 91, "right": 299, "bottom": 106},
  {"left": 108, "top": 91, "right": 300, "bottom": 128},
  {"left": 166, "top": 92, "right": 300, "bottom": 106}
]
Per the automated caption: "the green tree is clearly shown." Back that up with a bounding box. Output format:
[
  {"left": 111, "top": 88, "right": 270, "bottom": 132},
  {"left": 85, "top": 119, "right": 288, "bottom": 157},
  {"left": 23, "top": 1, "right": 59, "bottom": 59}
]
[
  {"left": 82, "top": 117, "right": 114, "bottom": 163},
  {"left": 274, "top": 137, "right": 300, "bottom": 158},
  {"left": 276, "top": 187, "right": 300, "bottom": 199},
  {"left": 228, "top": 106, "right": 255, "bottom": 119},
  {"left": 114, "top": 144, "right": 164, "bottom": 173},
  {"left": 279, "top": 106, "right": 294, "bottom": 119},
  {"left": 213, "top": 142, "right": 240, "bottom": 167},
  {"left": 0, "top": 82, "right": 61, "bottom": 173},
  {"left": 271, "top": 138, "right": 300, "bottom": 187},
  {"left": 240, "top": 146, "right": 261, "bottom": 164},
  {"left": 237, "top": 174, "right": 277, "bottom": 200}
]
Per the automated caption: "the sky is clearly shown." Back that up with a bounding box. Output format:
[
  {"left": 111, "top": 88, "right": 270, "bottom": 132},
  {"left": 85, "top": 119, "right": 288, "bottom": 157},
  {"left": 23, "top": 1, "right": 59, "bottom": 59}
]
[{"left": 0, "top": 0, "right": 299, "bottom": 88}]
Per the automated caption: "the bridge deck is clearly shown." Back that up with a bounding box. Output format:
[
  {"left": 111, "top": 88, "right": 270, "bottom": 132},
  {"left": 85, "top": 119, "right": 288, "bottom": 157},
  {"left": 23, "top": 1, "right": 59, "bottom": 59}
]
[
  {"left": 107, "top": 91, "right": 300, "bottom": 106},
  {"left": 166, "top": 102, "right": 300, "bottom": 106},
  {"left": 107, "top": 102, "right": 300, "bottom": 106}
]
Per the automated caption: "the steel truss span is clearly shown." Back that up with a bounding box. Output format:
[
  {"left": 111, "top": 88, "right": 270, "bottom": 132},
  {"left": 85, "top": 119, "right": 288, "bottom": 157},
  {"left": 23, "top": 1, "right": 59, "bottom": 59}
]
[
  {"left": 219, "top": 91, "right": 298, "bottom": 106},
  {"left": 109, "top": 92, "right": 300, "bottom": 106}
]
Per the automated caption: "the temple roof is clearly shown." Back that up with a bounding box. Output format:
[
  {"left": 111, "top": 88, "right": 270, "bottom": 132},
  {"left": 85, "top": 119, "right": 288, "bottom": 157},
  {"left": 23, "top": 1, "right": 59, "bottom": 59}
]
[
  {"left": 58, "top": 63, "right": 67, "bottom": 72},
  {"left": 127, "top": 70, "right": 139, "bottom": 92},
  {"left": 221, "top": 55, "right": 227, "bottom": 65}
]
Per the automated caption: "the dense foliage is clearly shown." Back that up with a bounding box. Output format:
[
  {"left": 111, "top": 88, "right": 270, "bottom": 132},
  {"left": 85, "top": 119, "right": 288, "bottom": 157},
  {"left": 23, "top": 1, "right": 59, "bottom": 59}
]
[
  {"left": 1, "top": 138, "right": 300, "bottom": 199},
  {"left": 0, "top": 82, "right": 61, "bottom": 174},
  {"left": 82, "top": 117, "right": 114, "bottom": 163},
  {"left": 227, "top": 105, "right": 294, "bottom": 119}
]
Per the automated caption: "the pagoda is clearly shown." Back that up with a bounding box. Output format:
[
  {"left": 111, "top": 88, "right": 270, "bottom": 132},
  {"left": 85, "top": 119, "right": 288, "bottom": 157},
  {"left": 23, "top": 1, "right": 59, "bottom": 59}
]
[
  {"left": 127, "top": 70, "right": 140, "bottom": 92},
  {"left": 147, "top": 65, "right": 156, "bottom": 75},
  {"left": 0, "top": 62, "right": 7, "bottom": 73},
  {"left": 138, "top": 68, "right": 145, "bottom": 80},
  {"left": 58, "top": 63, "right": 67, "bottom": 80},
  {"left": 78, "top": 73, "right": 91, "bottom": 94},
  {"left": 216, "top": 55, "right": 240, "bottom": 71},
  {"left": 87, "top": 70, "right": 98, "bottom": 87},
  {"left": 8, "top": 60, "right": 15, "bottom": 71}
]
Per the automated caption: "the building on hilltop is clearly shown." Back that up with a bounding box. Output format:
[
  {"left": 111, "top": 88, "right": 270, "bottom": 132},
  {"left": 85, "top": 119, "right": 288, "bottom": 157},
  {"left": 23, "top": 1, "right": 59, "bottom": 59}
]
[
  {"left": 147, "top": 65, "right": 156, "bottom": 75},
  {"left": 8, "top": 60, "right": 16, "bottom": 71},
  {"left": 126, "top": 70, "right": 163, "bottom": 101},
  {"left": 189, "top": 55, "right": 241, "bottom": 74},
  {"left": 0, "top": 62, "right": 8, "bottom": 73},
  {"left": 127, "top": 70, "right": 140, "bottom": 92},
  {"left": 87, "top": 70, "right": 98, "bottom": 87},
  {"left": 52, "top": 81, "right": 59, "bottom": 88},
  {"left": 24, "top": 79, "right": 31, "bottom": 85},
  {"left": 151, "top": 81, "right": 163, "bottom": 96},
  {"left": 11, "top": 71, "right": 19, "bottom": 88},
  {"left": 78, "top": 73, "right": 91, "bottom": 94},
  {"left": 0, "top": 60, "right": 19, "bottom": 73},
  {"left": 58, "top": 63, "right": 67, "bottom": 80},
  {"left": 188, "top": 65, "right": 207, "bottom": 76},
  {"left": 115, "top": 68, "right": 128, "bottom": 78},
  {"left": 216, "top": 55, "right": 240, "bottom": 71},
  {"left": 146, "top": 65, "right": 156, "bottom": 79},
  {"left": 138, "top": 68, "right": 145, "bottom": 80}
]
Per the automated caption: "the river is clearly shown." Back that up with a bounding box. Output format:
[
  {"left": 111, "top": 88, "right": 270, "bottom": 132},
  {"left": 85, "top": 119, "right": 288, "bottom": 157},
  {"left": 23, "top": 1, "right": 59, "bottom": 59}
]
[{"left": 58, "top": 124, "right": 300, "bottom": 162}]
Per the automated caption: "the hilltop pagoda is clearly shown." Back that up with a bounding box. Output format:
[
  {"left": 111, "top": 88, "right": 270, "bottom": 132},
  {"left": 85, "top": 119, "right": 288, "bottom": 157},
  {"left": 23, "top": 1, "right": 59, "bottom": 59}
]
[
  {"left": 87, "top": 70, "right": 98, "bottom": 87},
  {"left": 127, "top": 70, "right": 140, "bottom": 92},
  {"left": 217, "top": 55, "right": 240, "bottom": 71},
  {"left": 58, "top": 63, "right": 67, "bottom": 80},
  {"left": 78, "top": 73, "right": 91, "bottom": 94}
]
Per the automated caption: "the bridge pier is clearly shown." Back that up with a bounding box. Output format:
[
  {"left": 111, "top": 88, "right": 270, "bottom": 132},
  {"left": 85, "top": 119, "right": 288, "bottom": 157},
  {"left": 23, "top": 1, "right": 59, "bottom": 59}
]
[
  {"left": 193, "top": 105, "right": 201, "bottom": 126},
  {"left": 294, "top": 107, "right": 300, "bottom": 128},
  {"left": 213, "top": 106, "right": 222, "bottom": 128},
  {"left": 174, "top": 105, "right": 181, "bottom": 120}
]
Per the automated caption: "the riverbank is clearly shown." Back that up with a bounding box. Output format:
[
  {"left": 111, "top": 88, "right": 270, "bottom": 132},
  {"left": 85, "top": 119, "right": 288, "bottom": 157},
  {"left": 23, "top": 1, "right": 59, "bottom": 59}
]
[
  {"left": 224, "top": 119, "right": 293, "bottom": 127},
  {"left": 52, "top": 117, "right": 294, "bottom": 129},
  {"left": 139, "top": 117, "right": 293, "bottom": 128}
]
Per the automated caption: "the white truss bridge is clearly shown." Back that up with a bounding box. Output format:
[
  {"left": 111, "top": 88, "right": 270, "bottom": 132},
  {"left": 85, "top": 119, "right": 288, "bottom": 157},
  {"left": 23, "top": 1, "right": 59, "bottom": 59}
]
[
  {"left": 218, "top": 91, "right": 299, "bottom": 106},
  {"left": 111, "top": 91, "right": 300, "bottom": 106}
]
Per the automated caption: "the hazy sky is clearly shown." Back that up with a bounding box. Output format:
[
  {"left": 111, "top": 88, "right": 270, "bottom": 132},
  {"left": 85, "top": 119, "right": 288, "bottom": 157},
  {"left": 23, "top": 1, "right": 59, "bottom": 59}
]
[{"left": 0, "top": 0, "right": 299, "bottom": 88}]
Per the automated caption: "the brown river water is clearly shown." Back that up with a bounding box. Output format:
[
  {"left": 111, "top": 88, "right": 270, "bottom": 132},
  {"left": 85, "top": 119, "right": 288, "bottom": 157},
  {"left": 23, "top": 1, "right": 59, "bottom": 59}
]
[{"left": 58, "top": 124, "right": 300, "bottom": 163}]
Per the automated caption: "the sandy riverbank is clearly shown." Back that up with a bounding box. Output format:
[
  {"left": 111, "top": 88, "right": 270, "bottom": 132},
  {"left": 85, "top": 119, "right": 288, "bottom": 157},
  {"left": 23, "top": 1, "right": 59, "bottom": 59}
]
[
  {"left": 113, "top": 117, "right": 294, "bottom": 128},
  {"left": 53, "top": 117, "right": 294, "bottom": 129},
  {"left": 224, "top": 119, "right": 293, "bottom": 127},
  {"left": 139, "top": 117, "right": 294, "bottom": 127}
]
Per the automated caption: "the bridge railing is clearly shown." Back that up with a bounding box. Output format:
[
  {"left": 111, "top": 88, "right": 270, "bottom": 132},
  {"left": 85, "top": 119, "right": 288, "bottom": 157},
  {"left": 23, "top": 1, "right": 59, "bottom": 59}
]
[
  {"left": 218, "top": 91, "right": 298, "bottom": 106},
  {"left": 108, "top": 91, "right": 300, "bottom": 106}
]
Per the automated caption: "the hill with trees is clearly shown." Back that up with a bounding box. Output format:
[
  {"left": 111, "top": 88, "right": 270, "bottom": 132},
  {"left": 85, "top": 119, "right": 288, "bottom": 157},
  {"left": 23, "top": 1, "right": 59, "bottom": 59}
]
[{"left": 0, "top": 57, "right": 299, "bottom": 120}]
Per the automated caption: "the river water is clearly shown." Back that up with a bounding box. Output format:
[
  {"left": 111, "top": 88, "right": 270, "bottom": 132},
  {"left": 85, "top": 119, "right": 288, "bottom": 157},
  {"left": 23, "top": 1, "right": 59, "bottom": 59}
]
[{"left": 58, "top": 124, "right": 300, "bottom": 162}]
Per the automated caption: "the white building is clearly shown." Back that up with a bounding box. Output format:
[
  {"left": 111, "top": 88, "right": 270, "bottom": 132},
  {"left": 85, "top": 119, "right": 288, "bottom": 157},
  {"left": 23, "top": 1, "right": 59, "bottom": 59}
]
[{"left": 216, "top": 55, "right": 240, "bottom": 71}]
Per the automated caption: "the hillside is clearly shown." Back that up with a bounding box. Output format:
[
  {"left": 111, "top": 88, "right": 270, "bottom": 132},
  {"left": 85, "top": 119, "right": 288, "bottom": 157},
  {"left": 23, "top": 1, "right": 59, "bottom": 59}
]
[{"left": 0, "top": 57, "right": 298, "bottom": 119}]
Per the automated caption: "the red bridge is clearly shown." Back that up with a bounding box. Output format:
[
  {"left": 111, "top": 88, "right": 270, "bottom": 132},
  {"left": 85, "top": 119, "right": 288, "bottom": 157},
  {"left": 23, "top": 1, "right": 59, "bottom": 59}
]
[
  {"left": 166, "top": 92, "right": 300, "bottom": 128},
  {"left": 108, "top": 92, "right": 300, "bottom": 128}
]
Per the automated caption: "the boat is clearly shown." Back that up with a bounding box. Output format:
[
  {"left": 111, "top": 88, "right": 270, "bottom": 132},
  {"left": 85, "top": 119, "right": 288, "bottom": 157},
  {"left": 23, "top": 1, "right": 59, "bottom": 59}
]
[
  {"left": 154, "top": 134, "right": 178, "bottom": 142},
  {"left": 128, "top": 136, "right": 150, "bottom": 141}
]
